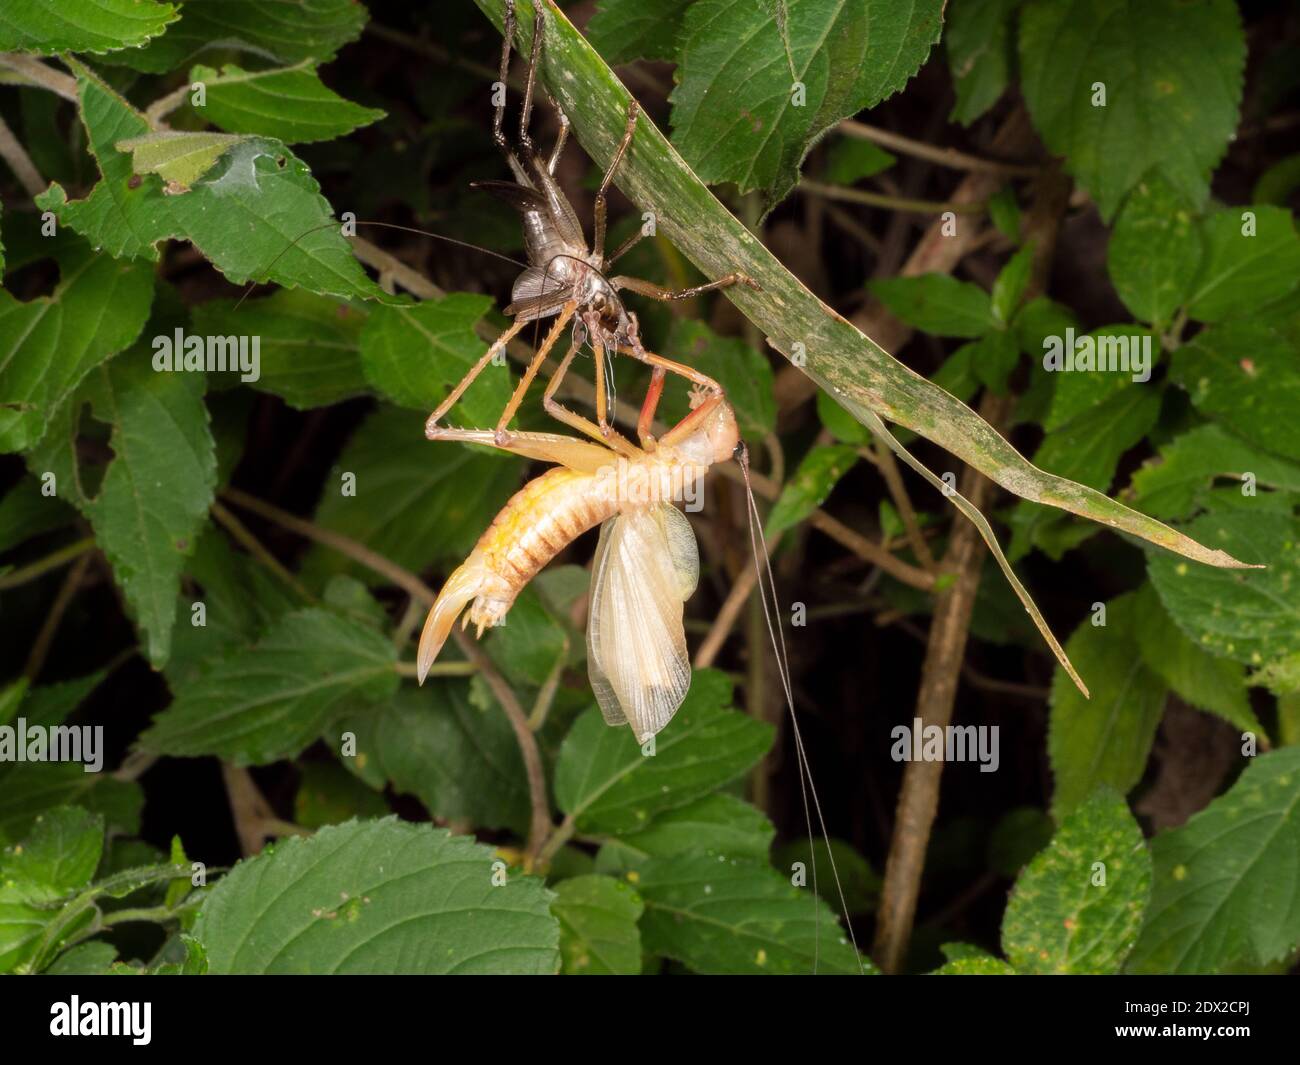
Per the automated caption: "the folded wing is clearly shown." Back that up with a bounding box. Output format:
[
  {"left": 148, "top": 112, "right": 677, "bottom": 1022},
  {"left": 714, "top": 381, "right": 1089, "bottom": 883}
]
[{"left": 587, "top": 503, "right": 700, "bottom": 742}]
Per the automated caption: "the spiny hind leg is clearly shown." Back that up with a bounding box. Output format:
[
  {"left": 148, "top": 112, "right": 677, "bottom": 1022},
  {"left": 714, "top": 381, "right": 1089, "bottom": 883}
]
[
  {"left": 426, "top": 422, "right": 618, "bottom": 474},
  {"left": 543, "top": 341, "right": 642, "bottom": 459},
  {"left": 427, "top": 317, "right": 530, "bottom": 429}
]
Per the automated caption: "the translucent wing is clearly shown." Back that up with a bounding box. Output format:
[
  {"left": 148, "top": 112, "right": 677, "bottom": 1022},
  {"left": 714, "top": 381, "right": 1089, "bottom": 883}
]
[{"left": 586, "top": 503, "right": 699, "bottom": 741}]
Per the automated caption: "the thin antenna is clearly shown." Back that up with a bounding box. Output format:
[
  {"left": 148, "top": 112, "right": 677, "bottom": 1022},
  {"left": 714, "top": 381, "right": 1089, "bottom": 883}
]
[
  {"left": 737, "top": 443, "right": 866, "bottom": 975},
  {"left": 232, "top": 219, "right": 529, "bottom": 311}
]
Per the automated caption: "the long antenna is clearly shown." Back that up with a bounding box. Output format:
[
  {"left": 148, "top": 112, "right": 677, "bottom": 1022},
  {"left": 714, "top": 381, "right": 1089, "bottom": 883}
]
[{"left": 737, "top": 443, "right": 866, "bottom": 975}]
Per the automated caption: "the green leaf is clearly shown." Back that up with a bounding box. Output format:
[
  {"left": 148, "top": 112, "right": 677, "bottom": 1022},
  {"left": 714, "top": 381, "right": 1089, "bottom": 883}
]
[
  {"left": 293, "top": 762, "right": 388, "bottom": 830},
  {"left": 1146, "top": 508, "right": 1299, "bottom": 672},
  {"left": 1133, "top": 582, "right": 1262, "bottom": 738},
  {"left": 1002, "top": 790, "right": 1151, "bottom": 974},
  {"left": 303, "top": 406, "right": 522, "bottom": 583},
  {"left": 598, "top": 793, "right": 775, "bottom": 873},
  {"left": 1048, "top": 593, "right": 1168, "bottom": 816},
  {"left": 669, "top": 0, "right": 943, "bottom": 208},
  {"left": 44, "top": 941, "right": 119, "bottom": 975},
  {"left": 116, "top": 130, "right": 251, "bottom": 191},
  {"left": 39, "top": 62, "right": 393, "bottom": 303},
  {"left": 140, "top": 608, "right": 399, "bottom": 765},
  {"left": 1253, "top": 153, "right": 1300, "bottom": 206},
  {"left": 987, "top": 807, "right": 1055, "bottom": 878},
  {"left": 824, "top": 138, "right": 895, "bottom": 185},
  {"left": 0, "top": 242, "right": 154, "bottom": 453},
  {"left": 0, "top": 475, "right": 76, "bottom": 554},
  {"left": 0, "top": 807, "right": 103, "bottom": 901},
  {"left": 1042, "top": 326, "right": 1157, "bottom": 431},
  {"left": 586, "top": 0, "right": 692, "bottom": 64},
  {"left": 554, "top": 670, "right": 772, "bottom": 834},
  {"left": 815, "top": 388, "right": 870, "bottom": 445},
  {"left": 868, "top": 274, "right": 994, "bottom": 338},
  {"left": 28, "top": 351, "right": 216, "bottom": 666},
  {"left": 485, "top": 586, "right": 569, "bottom": 690},
  {"left": 1019, "top": 0, "right": 1245, "bottom": 219},
  {"left": 1128, "top": 746, "right": 1300, "bottom": 973},
  {"left": 0, "top": 765, "right": 141, "bottom": 846},
  {"left": 192, "top": 290, "right": 369, "bottom": 409},
  {"left": 359, "top": 294, "right": 510, "bottom": 425},
  {"left": 1106, "top": 173, "right": 1202, "bottom": 328},
  {"left": 658, "top": 320, "right": 776, "bottom": 437},
  {"left": 552, "top": 874, "right": 643, "bottom": 975},
  {"left": 932, "top": 955, "right": 1017, "bottom": 975},
  {"left": 101, "top": 0, "right": 368, "bottom": 73},
  {"left": 193, "top": 818, "right": 559, "bottom": 974},
  {"left": 190, "top": 62, "right": 384, "bottom": 144},
  {"left": 635, "top": 853, "right": 867, "bottom": 974},
  {"left": 765, "top": 444, "right": 858, "bottom": 538},
  {"left": 335, "top": 683, "right": 530, "bottom": 834},
  {"left": 967, "top": 330, "right": 1019, "bottom": 394},
  {"left": 0, "top": 885, "right": 50, "bottom": 973},
  {"left": 991, "top": 246, "right": 1033, "bottom": 325},
  {"left": 0, "top": 0, "right": 178, "bottom": 55},
  {"left": 772, "top": 837, "right": 879, "bottom": 914},
  {"left": 945, "top": 0, "right": 1018, "bottom": 125},
  {"left": 1186, "top": 206, "right": 1300, "bottom": 323},
  {"left": 1129, "top": 424, "right": 1300, "bottom": 521},
  {"left": 1172, "top": 315, "right": 1300, "bottom": 462}
]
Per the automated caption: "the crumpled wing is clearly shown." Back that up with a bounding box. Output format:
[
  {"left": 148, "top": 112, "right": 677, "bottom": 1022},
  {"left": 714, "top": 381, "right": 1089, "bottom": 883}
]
[{"left": 586, "top": 504, "right": 700, "bottom": 742}]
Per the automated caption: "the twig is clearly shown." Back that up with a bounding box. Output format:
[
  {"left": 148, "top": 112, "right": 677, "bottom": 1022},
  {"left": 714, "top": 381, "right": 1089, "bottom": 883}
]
[
  {"left": 218, "top": 485, "right": 553, "bottom": 864},
  {"left": 23, "top": 551, "right": 91, "bottom": 681},
  {"left": 801, "top": 179, "right": 985, "bottom": 216},
  {"left": 394, "top": 660, "right": 476, "bottom": 678},
  {"left": 0, "top": 538, "right": 95, "bottom": 590},
  {"left": 210, "top": 500, "right": 316, "bottom": 602},
  {"left": 221, "top": 763, "right": 309, "bottom": 857},
  {"left": 144, "top": 82, "right": 193, "bottom": 126},
  {"left": 838, "top": 118, "right": 1040, "bottom": 178},
  {"left": 871, "top": 393, "right": 1009, "bottom": 974},
  {"left": 453, "top": 631, "right": 552, "bottom": 864},
  {"left": 0, "top": 113, "right": 45, "bottom": 196},
  {"left": 873, "top": 439, "right": 936, "bottom": 570},
  {"left": 526, "top": 633, "right": 569, "bottom": 731},
  {"left": 0, "top": 53, "right": 79, "bottom": 102}
]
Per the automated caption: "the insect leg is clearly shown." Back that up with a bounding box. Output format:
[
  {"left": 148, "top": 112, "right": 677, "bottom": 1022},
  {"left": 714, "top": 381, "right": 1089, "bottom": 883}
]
[
  {"left": 546, "top": 94, "right": 569, "bottom": 174},
  {"left": 494, "top": 0, "right": 518, "bottom": 156},
  {"left": 593, "top": 101, "right": 639, "bottom": 259},
  {"left": 543, "top": 341, "right": 642, "bottom": 458},
  {"left": 611, "top": 272, "right": 761, "bottom": 302},
  {"left": 636, "top": 367, "right": 667, "bottom": 449},
  {"left": 518, "top": 0, "right": 545, "bottom": 157},
  {"left": 613, "top": 343, "right": 723, "bottom": 395},
  {"left": 494, "top": 300, "right": 577, "bottom": 440},
  {"left": 427, "top": 317, "right": 531, "bottom": 428},
  {"left": 426, "top": 424, "right": 615, "bottom": 473}
]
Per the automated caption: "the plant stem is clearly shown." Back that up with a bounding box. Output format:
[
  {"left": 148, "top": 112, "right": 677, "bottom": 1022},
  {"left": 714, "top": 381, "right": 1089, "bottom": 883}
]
[
  {"left": 838, "top": 118, "right": 1040, "bottom": 178},
  {"left": 801, "top": 178, "right": 985, "bottom": 216},
  {"left": 0, "top": 538, "right": 95, "bottom": 590}
]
